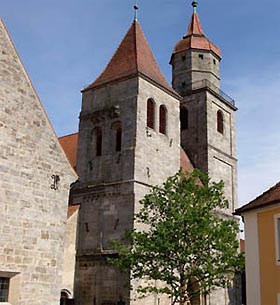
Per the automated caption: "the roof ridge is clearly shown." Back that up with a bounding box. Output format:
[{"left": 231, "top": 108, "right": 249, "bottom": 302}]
[
  {"left": 134, "top": 21, "right": 139, "bottom": 73},
  {"left": 250, "top": 181, "right": 280, "bottom": 203},
  {"left": 58, "top": 132, "right": 78, "bottom": 139},
  {"left": 235, "top": 180, "right": 280, "bottom": 215}
]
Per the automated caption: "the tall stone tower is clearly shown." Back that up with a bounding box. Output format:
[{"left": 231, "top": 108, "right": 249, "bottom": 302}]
[
  {"left": 170, "top": 1, "right": 238, "bottom": 215},
  {"left": 72, "top": 17, "right": 181, "bottom": 305}
]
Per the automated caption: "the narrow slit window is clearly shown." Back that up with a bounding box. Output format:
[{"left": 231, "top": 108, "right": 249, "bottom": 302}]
[
  {"left": 94, "top": 127, "right": 102, "bottom": 156},
  {"left": 116, "top": 127, "right": 122, "bottom": 152},
  {"left": 159, "top": 105, "right": 167, "bottom": 135},
  {"left": 217, "top": 110, "right": 224, "bottom": 134},
  {"left": 147, "top": 99, "right": 155, "bottom": 129},
  {"left": 180, "top": 107, "right": 189, "bottom": 130},
  {"left": 199, "top": 54, "right": 204, "bottom": 60}
]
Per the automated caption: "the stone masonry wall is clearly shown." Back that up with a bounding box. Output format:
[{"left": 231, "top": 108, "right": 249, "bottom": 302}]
[{"left": 0, "top": 20, "right": 76, "bottom": 305}]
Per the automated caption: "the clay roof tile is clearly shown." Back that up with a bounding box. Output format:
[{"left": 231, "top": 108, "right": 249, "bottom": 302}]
[
  {"left": 58, "top": 133, "right": 78, "bottom": 172},
  {"left": 235, "top": 181, "right": 280, "bottom": 214},
  {"left": 171, "top": 11, "right": 221, "bottom": 60},
  {"left": 85, "top": 21, "right": 178, "bottom": 97}
]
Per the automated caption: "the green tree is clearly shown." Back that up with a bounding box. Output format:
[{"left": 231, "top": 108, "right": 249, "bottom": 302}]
[{"left": 112, "top": 170, "right": 244, "bottom": 305}]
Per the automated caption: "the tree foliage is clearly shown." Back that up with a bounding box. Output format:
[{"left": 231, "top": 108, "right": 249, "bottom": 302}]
[{"left": 112, "top": 170, "right": 244, "bottom": 305}]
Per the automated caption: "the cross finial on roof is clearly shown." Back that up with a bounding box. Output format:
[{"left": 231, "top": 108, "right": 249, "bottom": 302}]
[
  {"left": 192, "top": 1, "right": 198, "bottom": 13},
  {"left": 134, "top": 3, "right": 139, "bottom": 21}
]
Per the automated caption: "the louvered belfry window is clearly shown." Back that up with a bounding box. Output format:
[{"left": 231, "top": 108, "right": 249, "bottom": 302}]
[
  {"left": 147, "top": 99, "right": 155, "bottom": 129},
  {"left": 217, "top": 110, "right": 224, "bottom": 134},
  {"left": 159, "top": 105, "right": 167, "bottom": 135}
]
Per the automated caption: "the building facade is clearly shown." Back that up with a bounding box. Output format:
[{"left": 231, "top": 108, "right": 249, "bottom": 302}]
[
  {"left": 236, "top": 183, "right": 280, "bottom": 305},
  {"left": 0, "top": 19, "right": 77, "bottom": 305},
  {"left": 63, "top": 2, "right": 239, "bottom": 305},
  {"left": 0, "top": 2, "right": 240, "bottom": 305}
]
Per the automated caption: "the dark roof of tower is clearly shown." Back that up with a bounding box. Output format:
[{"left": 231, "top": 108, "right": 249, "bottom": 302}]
[
  {"left": 84, "top": 20, "right": 178, "bottom": 97},
  {"left": 171, "top": 9, "right": 221, "bottom": 62},
  {"left": 235, "top": 182, "right": 280, "bottom": 215}
]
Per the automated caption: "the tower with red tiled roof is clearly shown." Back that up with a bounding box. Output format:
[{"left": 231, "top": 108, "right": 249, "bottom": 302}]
[
  {"left": 171, "top": 3, "right": 240, "bottom": 304},
  {"left": 171, "top": 1, "right": 238, "bottom": 212},
  {"left": 170, "top": 0, "right": 221, "bottom": 94},
  {"left": 72, "top": 14, "right": 181, "bottom": 305}
]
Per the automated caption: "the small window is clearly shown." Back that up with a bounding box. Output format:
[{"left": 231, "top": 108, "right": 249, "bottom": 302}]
[
  {"left": 181, "top": 55, "right": 186, "bottom": 62},
  {"left": 159, "top": 105, "right": 167, "bottom": 135},
  {"left": 217, "top": 110, "right": 224, "bottom": 134},
  {"left": 111, "top": 121, "right": 122, "bottom": 152},
  {"left": 94, "top": 127, "right": 102, "bottom": 156},
  {"left": 181, "top": 81, "right": 186, "bottom": 88},
  {"left": 0, "top": 277, "right": 9, "bottom": 302},
  {"left": 213, "top": 59, "right": 216, "bottom": 65},
  {"left": 180, "top": 107, "right": 189, "bottom": 130},
  {"left": 199, "top": 54, "right": 204, "bottom": 60},
  {"left": 147, "top": 99, "right": 155, "bottom": 129},
  {"left": 116, "top": 127, "right": 122, "bottom": 152}
]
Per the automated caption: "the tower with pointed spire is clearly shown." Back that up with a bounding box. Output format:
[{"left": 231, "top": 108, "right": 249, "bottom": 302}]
[
  {"left": 170, "top": 1, "right": 221, "bottom": 95},
  {"left": 72, "top": 15, "right": 181, "bottom": 305},
  {"left": 66, "top": 2, "right": 241, "bottom": 305},
  {"left": 169, "top": 4, "right": 240, "bottom": 304},
  {"left": 170, "top": 2, "right": 238, "bottom": 213}
]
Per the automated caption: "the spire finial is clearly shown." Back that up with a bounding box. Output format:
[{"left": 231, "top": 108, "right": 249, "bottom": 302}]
[
  {"left": 134, "top": 3, "right": 139, "bottom": 21},
  {"left": 192, "top": 1, "right": 198, "bottom": 13}
]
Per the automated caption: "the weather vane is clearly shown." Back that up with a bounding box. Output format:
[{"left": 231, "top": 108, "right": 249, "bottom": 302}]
[{"left": 134, "top": 3, "right": 139, "bottom": 21}]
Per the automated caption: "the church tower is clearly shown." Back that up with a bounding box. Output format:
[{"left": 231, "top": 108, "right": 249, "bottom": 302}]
[
  {"left": 73, "top": 12, "right": 181, "bottom": 305},
  {"left": 170, "top": 1, "right": 238, "bottom": 215}
]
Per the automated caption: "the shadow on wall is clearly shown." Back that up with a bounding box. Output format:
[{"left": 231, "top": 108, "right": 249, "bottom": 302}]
[{"left": 228, "top": 272, "right": 246, "bottom": 305}]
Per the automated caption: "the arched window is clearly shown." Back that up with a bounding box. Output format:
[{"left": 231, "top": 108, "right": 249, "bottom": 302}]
[
  {"left": 159, "top": 105, "right": 167, "bottom": 135},
  {"left": 217, "top": 110, "right": 224, "bottom": 134},
  {"left": 94, "top": 127, "right": 102, "bottom": 156},
  {"left": 60, "top": 289, "right": 72, "bottom": 305},
  {"left": 147, "top": 98, "right": 155, "bottom": 129},
  {"left": 180, "top": 107, "right": 189, "bottom": 130}
]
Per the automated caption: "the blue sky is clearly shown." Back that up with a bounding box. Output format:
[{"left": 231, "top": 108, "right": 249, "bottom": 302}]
[{"left": 1, "top": 0, "right": 280, "bottom": 207}]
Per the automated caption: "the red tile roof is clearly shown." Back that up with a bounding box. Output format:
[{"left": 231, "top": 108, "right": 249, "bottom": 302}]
[
  {"left": 84, "top": 21, "right": 179, "bottom": 97},
  {"left": 171, "top": 11, "right": 221, "bottom": 61},
  {"left": 58, "top": 133, "right": 78, "bottom": 171},
  {"left": 180, "top": 148, "right": 195, "bottom": 173},
  {"left": 67, "top": 204, "right": 80, "bottom": 219},
  {"left": 235, "top": 182, "right": 280, "bottom": 215}
]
